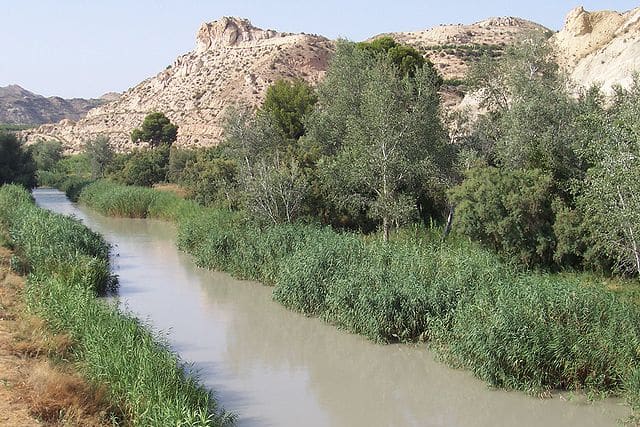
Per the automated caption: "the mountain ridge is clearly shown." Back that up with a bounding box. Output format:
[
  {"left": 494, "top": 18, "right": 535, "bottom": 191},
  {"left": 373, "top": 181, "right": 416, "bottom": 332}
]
[{"left": 0, "top": 85, "right": 113, "bottom": 125}]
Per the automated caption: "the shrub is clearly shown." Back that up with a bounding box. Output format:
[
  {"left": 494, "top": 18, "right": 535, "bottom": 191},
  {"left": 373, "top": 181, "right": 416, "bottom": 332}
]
[
  {"left": 0, "top": 133, "right": 37, "bottom": 188},
  {"left": 449, "top": 166, "right": 556, "bottom": 268},
  {"left": 114, "top": 145, "right": 170, "bottom": 187}
]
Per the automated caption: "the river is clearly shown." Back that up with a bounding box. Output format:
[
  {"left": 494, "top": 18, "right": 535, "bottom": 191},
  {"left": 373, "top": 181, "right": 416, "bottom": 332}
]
[{"left": 33, "top": 188, "right": 629, "bottom": 427}]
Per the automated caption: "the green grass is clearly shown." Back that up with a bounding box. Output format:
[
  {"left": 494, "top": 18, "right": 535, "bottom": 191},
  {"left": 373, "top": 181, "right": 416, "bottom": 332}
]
[
  {"left": 0, "top": 184, "right": 233, "bottom": 426},
  {"left": 76, "top": 180, "right": 640, "bottom": 416}
]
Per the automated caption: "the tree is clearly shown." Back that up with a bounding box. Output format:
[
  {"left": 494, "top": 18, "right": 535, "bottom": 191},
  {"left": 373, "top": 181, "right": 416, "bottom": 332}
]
[
  {"left": 180, "top": 147, "right": 238, "bottom": 208},
  {"left": 0, "top": 132, "right": 37, "bottom": 188},
  {"left": 466, "top": 36, "right": 582, "bottom": 192},
  {"left": 310, "top": 41, "right": 448, "bottom": 241},
  {"left": 84, "top": 136, "right": 114, "bottom": 178},
  {"left": 357, "top": 36, "right": 441, "bottom": 84},
  {"left": 260, "top": 79, "right": 317, "bottom": 140},
  {"left": 131, "top": 112, "right": 178, "bottom": 147},
  {"left": 223, "top": 108, "right": 310, "bottom": 223},
  {"left": 29, "top": 139, "right": 63, "bottom": 172},
  {"left": 241, "top": 155, "right": 309, "bottom": 224},
  {"left": 115, "top": 145, "right": 170, "bottom": 187},
  {"left": 576, "top": 80, "right": 640, "bottom": 276}
]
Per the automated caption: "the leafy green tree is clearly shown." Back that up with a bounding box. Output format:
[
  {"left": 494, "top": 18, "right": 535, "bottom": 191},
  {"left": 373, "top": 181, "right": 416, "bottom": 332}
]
[
  {"left": 260, "top": 79, "right": 317, "bottom": 140},
  {"left": 310, "top": 41, "right": 449, "bottom": 240},
  {"left": 131, "top": 112, "right": 178, "bottom": 147},
  {"left": 30, "top": 139, "right": 63, "bottom": 173},
  {"left": 115, "top": 145, "right": 170, "bottom": 187},
  {"left": 449, "top": 166, "right": 556, "bottom": 267},
  {"left": 84, "top": 136, "right": 114, "bottom": 178},
  {"left": 0, "top": 132, "right": 36, "bottom": 188},
  {"left": 180, "top": 147, "right": 238, "bottom": 208},
  {"left": 167, "top": 147, "right": 197, "bottom": 183},
  {"left": 466, "top": 36, "right": 582, "bottom": 192},
  {"left": 357, "top": 36, "right": 441, "bottom": 83},
  {"left": 575, "top": 81, "right": 640, "bottom": 276}
]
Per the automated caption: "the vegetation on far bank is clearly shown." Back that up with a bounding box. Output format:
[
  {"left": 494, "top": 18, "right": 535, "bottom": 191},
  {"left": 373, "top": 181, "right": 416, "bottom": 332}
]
[{"left": 75, "top": 179, "right": 640, "bottom": 415}]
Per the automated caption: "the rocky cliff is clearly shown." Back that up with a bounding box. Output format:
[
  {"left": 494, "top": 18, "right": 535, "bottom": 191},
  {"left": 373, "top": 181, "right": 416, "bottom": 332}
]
[
  {"left": 23, "top": 17, "right": 332, "bottom": 152},
  {"left": 0, "top": 85, "right": 107, "bottom": 125},
  {"left": 552, "top": 6, "right": 640, "bottom": 93}
]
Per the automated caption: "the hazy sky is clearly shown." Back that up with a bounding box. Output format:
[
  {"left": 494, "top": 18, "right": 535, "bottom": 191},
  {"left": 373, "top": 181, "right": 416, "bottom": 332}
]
[{"left": 2, "top": 1, "right": 638, "bottom": 99}]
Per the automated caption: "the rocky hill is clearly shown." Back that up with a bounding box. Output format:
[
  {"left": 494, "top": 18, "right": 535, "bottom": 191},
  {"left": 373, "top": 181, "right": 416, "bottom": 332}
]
[
  {"left": 552, "top": 6, "right": 640, "bottom": 94},
  {"left": 0, "top": 85, "right": 108, "bottom": 125},
  {"left": 22, "top": 7, "right": 640, "bottom": 151},
  {"left": 373, "top": 17, "right": 549, "bottom": 82},
  {"left": 24, "top": 17, "right": 333, "bottom": 151}
]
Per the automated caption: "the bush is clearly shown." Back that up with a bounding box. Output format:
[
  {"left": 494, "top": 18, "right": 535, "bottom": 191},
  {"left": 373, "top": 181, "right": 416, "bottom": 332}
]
[
  {"left": 0, "top": 133, "right": 37, "bottom": 188},
  {"left": 449, "top": 166, "right": 556, "bottom": 268},
  {"left": 114, "top": 145, "right": 170, "bottom": 187}
]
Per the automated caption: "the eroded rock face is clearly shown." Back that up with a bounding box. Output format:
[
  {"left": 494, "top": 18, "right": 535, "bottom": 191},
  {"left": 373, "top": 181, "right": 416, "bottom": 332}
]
[
  {"left": 195, "top": 17, "right": 282, "bottom": 52},
  {"left": 552, "top": 6, "right": 640, "bottom": 93}
]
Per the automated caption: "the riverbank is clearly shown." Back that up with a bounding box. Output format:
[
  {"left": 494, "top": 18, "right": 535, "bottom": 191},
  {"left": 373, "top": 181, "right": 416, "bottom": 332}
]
[
  {"left": 0, "top": 244, "right": 113, "bottom": 426},
  {"left": 0, "top": 184, "right": 233, "bottom": 426},
  {"left": 75, "top": 180, "right": 640, "bottom": 420}
]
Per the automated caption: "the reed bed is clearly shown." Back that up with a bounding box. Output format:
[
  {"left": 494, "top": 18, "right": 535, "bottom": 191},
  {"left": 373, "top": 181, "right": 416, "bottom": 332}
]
[
  {"left": 0, "top": 184, "right": 233, "bottom": 426},
  {"left": 77, "top": 180, "right": 640, "bottom": 413}
]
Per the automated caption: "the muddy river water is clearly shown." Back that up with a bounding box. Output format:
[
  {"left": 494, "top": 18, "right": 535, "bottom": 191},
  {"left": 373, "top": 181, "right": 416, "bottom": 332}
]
[{"left": 34, "top": 188, "right": 629, "bottom": 426}]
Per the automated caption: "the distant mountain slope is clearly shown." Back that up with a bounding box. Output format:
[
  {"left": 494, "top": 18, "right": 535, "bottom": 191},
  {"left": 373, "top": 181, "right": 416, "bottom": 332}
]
[
  {"left": 0, "top": 85, "right": 109, "bottom": 125},
  {"left": 373, "top": 17, "right": 549, "bottom": 81}
]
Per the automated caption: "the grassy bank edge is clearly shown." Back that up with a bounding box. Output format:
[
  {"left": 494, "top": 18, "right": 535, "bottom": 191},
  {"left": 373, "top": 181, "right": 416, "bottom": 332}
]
[
  {"left": 0, "top": 184, "right": 234, "bottom": 427},
  {"left": 0, "top": 240, "right": 118, "bottom": 425}
]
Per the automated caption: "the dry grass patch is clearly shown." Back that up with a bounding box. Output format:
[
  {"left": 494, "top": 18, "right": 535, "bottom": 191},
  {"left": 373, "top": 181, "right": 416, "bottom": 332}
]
[
  {"left": 0, "top": 245, "right": 115, "bottom": 426},
  {"left": 153, "top": 182, "right": 189, "bottom": 198},
  {"left": 11, "top": 315, "right": 74, "bottom": 359},
  {"left": 22, "top": 361, "right": 116, "bottom": 426}
]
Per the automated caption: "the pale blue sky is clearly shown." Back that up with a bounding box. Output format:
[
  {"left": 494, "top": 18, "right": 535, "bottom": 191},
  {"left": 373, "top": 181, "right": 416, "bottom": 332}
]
[{"left": 2, "top": 1, "right": 637, "bottom": 99}]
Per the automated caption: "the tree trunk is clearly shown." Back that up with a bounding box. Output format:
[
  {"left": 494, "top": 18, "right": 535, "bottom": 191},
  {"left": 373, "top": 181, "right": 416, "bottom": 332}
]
[
  {"left": 617, "top": 187, "right": 640, "bottom": 275},
  {"left": 383, "top": 216, "right": 390, "bottom": 242},
  {"left": 441, "top": 204, "right": 454, "bottom": 242}
]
